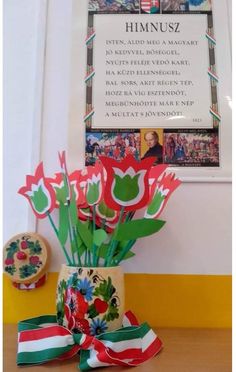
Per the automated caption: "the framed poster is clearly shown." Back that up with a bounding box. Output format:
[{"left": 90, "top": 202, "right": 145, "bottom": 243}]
[{"left": 68, "top": 0, "right": 231, "bottom": 181}]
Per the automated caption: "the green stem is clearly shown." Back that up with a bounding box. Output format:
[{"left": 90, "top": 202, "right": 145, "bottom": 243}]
[
  {"left": 95, "top": 218, "right": 106, "bottom": 267},
  {"left": 85, "top": 249, "right": 88, "bottom": 267},
  {"left": 92, "top": 205, "right": 97, "bottom": 267},
  {"left": 67, "top": 203, "right": 76, "bottom": 266},
  {"left": 112, "top": 239, "right": 136, "bottom": 266},
  {"left": 72, "top": 226, "right": 82, "bottom": 266},
  {"left": 105, "top": 206, "right": 125, "bottom": 267},
  {"left": 47, "top": 212, "right": 72, "bottom": 265}
]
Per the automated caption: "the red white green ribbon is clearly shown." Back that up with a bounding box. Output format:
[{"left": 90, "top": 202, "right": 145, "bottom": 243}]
[
  {"left": 86, "top": 31, "right": 96, "bottom": 45},
  {"left": 84, "top": 109, "right": 94, "bottom": 123},
  {"left": 210, "top": 107, "right": 221, "bottom": 122},
  {"left": 17, "top": 311, "right": 162, "bottom": 371},
  {"left": 205, "top": 32, "right": 216, "bottom": 45}
]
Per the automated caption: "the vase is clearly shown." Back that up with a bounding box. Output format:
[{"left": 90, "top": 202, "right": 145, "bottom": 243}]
[{"left": 56, "top": 265, "right": 125, "bottom": 335}]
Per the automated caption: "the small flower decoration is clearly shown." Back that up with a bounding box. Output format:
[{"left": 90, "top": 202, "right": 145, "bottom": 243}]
[
  {"left": 90, "top": 318, "right": 108, "bottom": 336},
  {"left": 69, "top": 171, "right": 87, "bottom": 206},
  {"left": 74, "top": 318, "right": 90, "bottom": 334},
  {"left": 77, "top": 277, "right": 94, "bottom": 301},
  {"left": 48, "top": 173, "right": 68, "bottom": 207},
  {"left": 94, "top": 298, "right": 108, "bottom": 314},
  {"left": 18, "top": 162, "right": 56, "bottom": 219},
  {"left": 65, "top": 287, "right": 88, "bottom": 319},
  {"left": 148, "top": 164, "right": 169, "bottom": 194},
  {"left": 5, "top": 258, "right": 14, "bottom": 265},
  {"left": 64, "top": 304, "right": 76, "bottom": 330},
  {"left": 82, "top": 161, "right": 104, "bottom": 206},
  {"left": 100, "top": 155, "right": 156, "bottom": 211},
  {"left": 145, "top": 173, "right": 181, "bottom": 219},
  {"left": 29, "top": 256, "right": 40, "bottom": 266}
]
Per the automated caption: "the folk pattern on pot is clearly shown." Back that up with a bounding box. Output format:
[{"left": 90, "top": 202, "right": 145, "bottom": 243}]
[{"left": 56, "top": 268, "right": 122, "bottom": 335}]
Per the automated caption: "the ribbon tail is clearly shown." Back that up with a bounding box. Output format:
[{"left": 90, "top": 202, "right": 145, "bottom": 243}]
[
  {"left": 17, "top": 324, "right": 80, "bottom": 365},
  {"left": 79, "top": 322, "right": 163, "bottom": 371}
]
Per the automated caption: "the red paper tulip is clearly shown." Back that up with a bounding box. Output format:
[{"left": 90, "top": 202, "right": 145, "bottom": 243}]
[
  {"left": 100, "top": 155, "right": 155, "bottom": 211},
  {"left": 18, "top": 162, "right": 56, "bottom": 219},
  {"left": 145, "top": 172, "right": 181, "bottom": 219}
]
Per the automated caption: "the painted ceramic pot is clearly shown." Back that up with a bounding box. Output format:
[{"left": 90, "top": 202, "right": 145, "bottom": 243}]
[{"left": 56, "top": 265, "right": 124, "bottom": 335}]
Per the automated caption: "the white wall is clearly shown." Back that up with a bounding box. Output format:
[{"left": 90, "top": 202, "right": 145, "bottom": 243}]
[
  {"left": 3, "top": 0, "right": 232, "bottom": 275},
  {"left": 3, "top": 0, "right": 47, "bottom": 238}
]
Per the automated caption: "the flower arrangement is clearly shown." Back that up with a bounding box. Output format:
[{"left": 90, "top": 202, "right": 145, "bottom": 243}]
[{"left": 18, "top": 152, "right": 181, "bottom": 268}]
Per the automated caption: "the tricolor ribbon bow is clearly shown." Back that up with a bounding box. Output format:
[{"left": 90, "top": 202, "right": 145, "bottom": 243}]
[{"left": 17, "top": 311, "right": 162, "bottom": 371}]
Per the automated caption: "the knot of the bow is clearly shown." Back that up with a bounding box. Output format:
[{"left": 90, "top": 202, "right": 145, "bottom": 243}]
[{"left": 73, "top": 333, "right": 95, "bottom": 350}]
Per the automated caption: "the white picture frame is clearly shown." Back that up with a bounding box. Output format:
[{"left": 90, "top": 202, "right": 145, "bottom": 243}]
[{"left": 67, "top": 0, "right": 231, "bottom": 182}]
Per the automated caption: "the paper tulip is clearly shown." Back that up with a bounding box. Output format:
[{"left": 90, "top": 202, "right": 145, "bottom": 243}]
[
  {"left": 48, "top": 173, "right": 68, "bottom": 207},
  {"left": 145, "top": 173, "right": 181, "bottom": 219},
  {"left": 18, "top": 162, "right": 56, "bottom": 219},
  {"left": 100, "top": 155, "right": 155, "bottom": 211},
  {"left": 81, "top": 162, "right": 104, "bottom": 206},
  {"left": 69, "top": 171, "right": 87, "bottom": 206}
]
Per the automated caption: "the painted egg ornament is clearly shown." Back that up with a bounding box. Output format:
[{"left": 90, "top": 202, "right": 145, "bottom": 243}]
[{"left": 3, "top": 233, "right": 50, "bottom": 290}]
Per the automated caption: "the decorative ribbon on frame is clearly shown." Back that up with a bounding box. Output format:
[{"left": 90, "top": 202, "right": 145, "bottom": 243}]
[
  {"left": 17, "top": 311, "right": 163, "bottom": 371},
  {"left": 205, "top": 31, "right": 221, "bottom": 125},
  {"left": 85, "top": 28, "right": 96, "bottom": 128}
]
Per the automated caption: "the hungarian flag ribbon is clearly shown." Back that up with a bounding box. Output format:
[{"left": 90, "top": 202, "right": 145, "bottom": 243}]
[{"left": 17, "top": 311, "right": 163, "bottom": 371}]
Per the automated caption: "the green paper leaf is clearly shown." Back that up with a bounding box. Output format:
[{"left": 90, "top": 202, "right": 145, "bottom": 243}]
[
  {"left": 93, "top": 229, "right": 108, "bottom": 247},
  {"left": 69, "top": 193, "right": 78, "bottom": 227},
  {"left": 77, "top": 220, "right": 93, "bottom": 250},
  {"left": 97, "top": 243, "right": 110, "bottom": 259},
  {"left": 98, "top": 242, "right": 135, "bottom": 261},
  {"left": 58, "top": 202, "right": 69, "bottom": 246},
  {"left": 116, "top": 219, "right": 166, "bottom": 241},
  {"left": 115, "top": 250, "right": 135, "bottom": 260},
  {"left": 71, "top": 238, "right": 86, "bottom": 256}
]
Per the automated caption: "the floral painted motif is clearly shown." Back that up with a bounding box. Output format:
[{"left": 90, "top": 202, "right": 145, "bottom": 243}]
[
  {"left": 4, "top": 235, "right": 44, "bottom": 279},
  {"left": 56, "top": 269, "right": 120, "bottom": 335},
  {"left": 90, "top": 318, "right": 108, "bottom": 336},
  {"left": 77, "top": 277, "right": 94, "bottom": 301}
]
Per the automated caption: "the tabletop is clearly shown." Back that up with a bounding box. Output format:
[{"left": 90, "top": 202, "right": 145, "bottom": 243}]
[{"left": 3, "top": 325, "right": 231, "bottom": 372}]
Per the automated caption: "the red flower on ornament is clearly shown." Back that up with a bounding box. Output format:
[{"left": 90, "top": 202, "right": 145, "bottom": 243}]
[
  {"left": 5, "top": 258, "right": 14, "bottom": 265},
  {"left": 74, "top": 318, "right": 90, "bottom": 334},
  {"left": 94, "top": 298, "right": 108, "bottom": 314},
  {"left": 65, "top": 287, "right": 88, "bottom": 319},
  {"left": 29, "top": 256, "right": 40, "bottom": 266}
]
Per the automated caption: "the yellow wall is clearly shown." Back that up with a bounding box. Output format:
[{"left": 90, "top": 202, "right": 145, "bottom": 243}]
[{"left": 3, "top": 273, "right": 232, "bottom": 328}]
